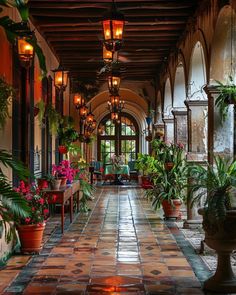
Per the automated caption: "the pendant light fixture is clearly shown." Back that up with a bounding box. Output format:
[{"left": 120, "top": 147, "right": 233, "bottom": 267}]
[
  {"left": 102, "top": 0, "right": 125, "bottom": 52},
  {"left": 108, "top": 71, "right": 121, "bottom": 94}
]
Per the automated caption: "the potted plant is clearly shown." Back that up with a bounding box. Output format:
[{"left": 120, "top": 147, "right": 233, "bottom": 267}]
[
  {"left": 215, "top": 75, "right": 236, "bottom": 122},
  {"left": 135, "top": 153, "right": 152, "bottom": 186},
  {"left": 0, "top": 150, "right": 30, "bottom": 243},
  {"left": 14, "top": 181, "right": 49, "bottom": 254},
  {"left": 188, "top": 155, "right": 236, "bottom": 293},
  {"left": 146, "top": 153, "right": 187, "bottom": 219},
  {"left": 52, "top": 160, "right": 76, "bottom": 187}
]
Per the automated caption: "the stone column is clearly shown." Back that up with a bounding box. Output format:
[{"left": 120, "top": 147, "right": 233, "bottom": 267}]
[
  {"left": 183, "top": 100, "right": 208, "bottom": 228},
  {"left": 204, "top": 85, "right": 234, "bottom": 164},
  {"left": 171, "top": 110, "right": 188, "bottom": 149},
  {"left": 163, "top": 118, "right": 174, "bottom": 143}
]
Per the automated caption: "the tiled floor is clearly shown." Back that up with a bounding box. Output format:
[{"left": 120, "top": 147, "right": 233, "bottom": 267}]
[{"left": 1, "top": 186, "right": 208, "bottom": 294}]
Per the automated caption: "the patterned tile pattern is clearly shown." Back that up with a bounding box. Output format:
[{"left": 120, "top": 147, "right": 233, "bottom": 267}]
[{"left": 1, "top": 187, "right": 207, "bottom": 294}]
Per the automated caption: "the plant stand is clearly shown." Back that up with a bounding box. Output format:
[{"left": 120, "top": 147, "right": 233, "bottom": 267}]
[
  {"left": 199, "top": 209, "right": 236, "bottom": 293},
  {"left": 204, "top": 251, "right": 236, "bottom": 293}
]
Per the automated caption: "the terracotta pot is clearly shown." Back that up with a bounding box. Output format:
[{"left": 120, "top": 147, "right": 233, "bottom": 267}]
[
  {"left": 58, "top": 176, "right": 67, "bottom": 188},
  {"left": 51, "top": 179, "right": 61, "bottom": 190},
  {"left": 162, "top": 199, "right": 182, "bottom": 219},
  {"left": 17, "top": 223, "right": 45, "bottom": 254},
  {"left": 164, "top": 162, "right": 174, "bottom": 171},
  {"left": 198, "top": 208, "right": 236, "bottom": 293},
  {"left": 37, "top": 178, "right": 49, "bottom": 189}
]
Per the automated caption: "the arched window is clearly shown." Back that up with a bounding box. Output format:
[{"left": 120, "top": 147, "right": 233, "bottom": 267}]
[{"left": 97, "top": 113, "right": 139, "bottom": 164}]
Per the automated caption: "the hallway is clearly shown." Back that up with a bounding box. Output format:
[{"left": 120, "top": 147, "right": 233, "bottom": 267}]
[{"left": 2, "top": 187, "right": 207, "bottom": 294}]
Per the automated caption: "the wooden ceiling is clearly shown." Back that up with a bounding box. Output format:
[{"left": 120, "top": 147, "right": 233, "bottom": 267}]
[{"left": 29, "top": 0, "right": 201, "bottom": 84}]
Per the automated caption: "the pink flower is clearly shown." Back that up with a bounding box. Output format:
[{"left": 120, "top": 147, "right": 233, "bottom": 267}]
[
  {"left": 43, "top": 209, "right": 49, "bottom": 215},
  {"left": 25, "top": 217, "right": 31, "bottom": 224},
  {"left": 38, "top": 198, "right": 44, "bottom": 205}
]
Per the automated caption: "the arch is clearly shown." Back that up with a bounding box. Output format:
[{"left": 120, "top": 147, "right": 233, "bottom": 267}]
[
  {"left": 163, "top": 78, "right": 172, "bottom": 117},
  {"left": 188, "top": 41, "right": 207, "bottom": 100},
  {"left": 97, "top": 112, "right": 139, "bottom": 164},
  {"left": 210, "top": 5, "right": 236, "bottom": 82},
  {"left": 173, "top": 61, "right": 186, "bottom": 108}
]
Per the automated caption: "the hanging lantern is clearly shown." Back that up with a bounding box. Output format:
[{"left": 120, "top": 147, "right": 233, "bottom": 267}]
[
  {"left": 102, "top": 1, "right": 125, "bottom": 52},
  {"left": 79, "top": 105, "right": 89, "bottom": 120},
  {"left": 108, "top": 72, "right": 121, "bottom": 94},
  {"left": 91, "top": 119, "right": 97, "bottom": 131},
  {"left": 110, "top": 94, "right": 120, "bottom": 108},
  {"left": 103, "top": 45, "right": 118, "bottom": 63},
  {"left": 111, "top": 112, "right": 119, "bottom": 122},
  {"left": 73, "top": 93, "right": 84, "bottom": 109},
  {"left": 86, "top": 111, "right": 95, "bottom": 125},
  {"left": 53, "top": 65, "right": 68, "bottom": 92}
]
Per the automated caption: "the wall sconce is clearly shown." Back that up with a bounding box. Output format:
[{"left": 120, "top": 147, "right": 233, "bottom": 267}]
[
  {"left": 102, "top": 0, "right": 125, "bottom": 52},
  {"left": 53, "top": 65, "right": 68, "bottom": 92},
  {"left": 16, "top": 22, "right": 34, "bottom": 67}
]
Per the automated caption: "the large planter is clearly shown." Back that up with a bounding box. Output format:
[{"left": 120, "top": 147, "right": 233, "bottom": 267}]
[
  {"left": 17, "top": 223, "right": 45, "bottom": 254},
  {"left": 199, "top": 208, "right": 236, "bottom": 293},
  {"left": 162, "top": 199, "right": 182, "bottom": 219},
  {"left": 58, "top": 176, "right": 67, "bottom": 188}
]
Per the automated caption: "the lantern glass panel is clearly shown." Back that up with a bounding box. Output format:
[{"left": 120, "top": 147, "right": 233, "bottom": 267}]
[
  {"left": 112, "top": 20, "right": 124, "bottom": 41},
  {"left": 17, "top": 36, "right": 34, "bottom": 62}
]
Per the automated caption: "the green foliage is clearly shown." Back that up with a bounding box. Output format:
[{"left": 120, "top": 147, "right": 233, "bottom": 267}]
[
  {"left": 135, "top": 154, "right": 152, "bottom": 175},
  {"left": 46, "top": 104, "right": 61, "bottom": 135},
  {"left": 0, "top": 11, "right": 47, "bottom": 75},
  {"left": 145, "top": 155, "right": 187, "bottom": 210},
  {"left": 215, "top": 76, "right": 236, "bottom": 122},
  {"left": 0, "top": 0, "right": 29, "bottom": 21},
  {"left": 0, "top": 77, "right": 15, "bottom": 129},
  {"left": 35, "top": 99, "right": 45, "bottom": 125},
  {"left": 79, "top": 179, "right": 95, "bottom": 213},
  {"left": 0, "top": 149, "right": 30, "bottom": 242},
  {"left": 188, "top": 155, "right": 236, "bottom": 229}
]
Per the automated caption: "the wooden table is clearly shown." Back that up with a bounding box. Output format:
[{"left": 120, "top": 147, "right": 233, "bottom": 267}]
[{"left": 44, "top": 181, "right": 80, "bottom": 233}]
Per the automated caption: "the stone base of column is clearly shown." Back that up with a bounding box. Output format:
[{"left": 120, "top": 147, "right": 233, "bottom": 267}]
[{"left": 183, "top": 219, "right": 202, "bottom": 229}]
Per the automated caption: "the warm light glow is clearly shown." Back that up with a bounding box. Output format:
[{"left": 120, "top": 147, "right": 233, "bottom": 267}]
[
  {"left": 53, "top": 68, "right": 68, "bottom": 91},
  {"left": 111, "top": 112, "right": 119, "bottom": 121},
  {"left": 108, "top": 74, "right": 121, "bottom": 94},
  {"left": 79, "top": 105, "right": 88, "bottom": 119},
  {"left": 73, "top": 93, "right": 84, "bottom": 107},
  {"left": 17, "top": 37, "right": 34, "bottom": 62},
  {"left": 102, "top": 18, "right": 125, "bottom": 52}
]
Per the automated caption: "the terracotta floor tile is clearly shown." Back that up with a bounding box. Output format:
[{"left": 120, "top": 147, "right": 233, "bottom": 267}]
[{"left": 1, "top": 187, "right": 207, "bottom": 294}]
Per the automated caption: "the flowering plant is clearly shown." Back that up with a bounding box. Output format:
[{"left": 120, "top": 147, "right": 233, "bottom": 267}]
[
  {"left": 52, "top": 160, "right": 76, "bottom": 182},
  {"left": 152, "top": 139, "right": 185, "bottom": 163},
  {"left": 111, "top": 154, "right": 124, "bottom": 171},
  {"left": 14, "top": 181, "right": 49, "bottom": 225}
]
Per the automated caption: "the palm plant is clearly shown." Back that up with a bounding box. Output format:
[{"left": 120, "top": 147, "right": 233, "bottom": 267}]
[
  {"left": 0, "top": 149, "right": 30, "bottom": 242},
  {"left": 188, "top": 155, "right": 236, "bottom": 231}
]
